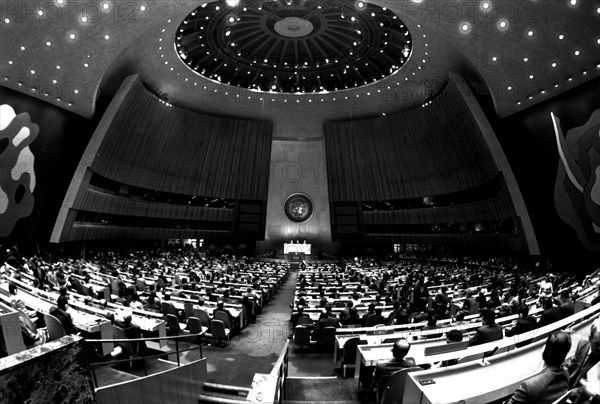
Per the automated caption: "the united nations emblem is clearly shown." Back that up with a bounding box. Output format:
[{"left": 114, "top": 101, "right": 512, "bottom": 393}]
[{"left": 284, "top": 194, "right": 313, "bottom": 223}]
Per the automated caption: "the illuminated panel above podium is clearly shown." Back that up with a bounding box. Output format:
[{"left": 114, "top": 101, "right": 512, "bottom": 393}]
[{"left": 284, "top": 243, "right": 311, "bottom": 255}]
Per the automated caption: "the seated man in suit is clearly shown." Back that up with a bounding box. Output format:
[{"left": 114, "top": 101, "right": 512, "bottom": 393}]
[
  {"left": 537, "top": 297, "right": 562, "bottom": 328},
  {"left": 558, "top": 290, "right": 575, "bottom": 319},
  {"left": 114, "top": 310, "right": 146, "bottom": 356},
  {"left": 365, "top": 308, "right": 386, "bottom": 327},
  {"left": 507, "top": 330, "right": 571, "bottom": 404},
  {"left": 213, "top": 300, "right": 239, "bottom": 333},
  {"left": 290, "top": 306, "right": 311, "bottom": 328},
  {"left": 568, "top": 317, "right": 600, "bottom": 389},
  {"left": 469, "top": 309, "right": 503, "bottom": 346},
  {"left": 49, "top": 295, "right": 79, "bottom": 335},
  {"left": 371, "top": 339, "right": 420, "bottom": 399},
  {"left": 505, "top": 304, "right": 538, "bottom": 339}
]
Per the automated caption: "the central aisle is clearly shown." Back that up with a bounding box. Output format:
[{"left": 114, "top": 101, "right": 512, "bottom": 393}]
[{"left": 199, "top": 268, "right": 298, "bottom": 386}]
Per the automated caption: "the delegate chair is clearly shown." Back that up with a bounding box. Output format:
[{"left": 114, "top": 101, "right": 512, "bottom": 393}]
[
  {"left": 186, "top": 317, "right": 206, "bottom": 348},
  {"left": 193, "top": 309, "right": 211, "bottom": 332},
  {"left": 184, "top": 302, "right": 195, "bottom": 319},
  {"left": 214, "top": 311, "right": 232, "bottom": 331},
  {"left": 210, "top": 319, "right": 230, "bottom": 347},
  {"left": 161, "top": 301, "right": 178, "bottom": 317},
  {"left": 294, "top": 326, "right": 312, "bottom": 350},
  {"left": 44, "top": 314, "right": 66, "bottom": 341},
  {"left": 165, "top": 313, "right": 188, "bottom": 336},
  {"left": 341, "top": 337, "right": 367, "bottom": 378},
  {"left": 378, "top": 367, "right": 422, "bottom": 404},
  {"left": 319, "top": 326, "right": 337, "bottom": 349}
]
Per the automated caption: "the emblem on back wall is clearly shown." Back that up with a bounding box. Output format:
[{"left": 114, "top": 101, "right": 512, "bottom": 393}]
[
  {"left": 552, "top": 109, "right": 600, "bottom": 250},
  {"left": 0, "top": 104, "right": 38, "bottom": 237}
]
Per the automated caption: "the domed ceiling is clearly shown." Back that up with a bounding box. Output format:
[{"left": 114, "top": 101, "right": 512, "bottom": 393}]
[
  {"left": 0, "top": 0, "right": 598, "bottom": 120},
  {"left": 175, "top": 0, "right": 412, "bottom": 93}
]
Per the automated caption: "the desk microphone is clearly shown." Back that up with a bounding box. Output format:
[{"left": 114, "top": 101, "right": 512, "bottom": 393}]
[{"left": 481, "top": 346, "right": 499, "bottom": 366}]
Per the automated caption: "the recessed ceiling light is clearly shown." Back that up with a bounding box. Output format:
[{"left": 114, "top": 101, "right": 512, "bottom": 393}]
[
  {"left": 460, "top": 22, "right": 471, "bottom": 33},
  {"left": 527, "top": 30, "right": 534, "bottom": 37},
  {"left": 56, "top": 65, "right": 60, "bottom": 69},
  {"left": 52, "top": 79, "right": 57, "bottom": 84},
  {"left": 102, "top": 2, "right": 110, "bottom": 10},
  {"left": 529, "top": 75, "right": 534, "bottom": 79},
  {"left": 574, "top": 50, "right": 580, "bottom": 56},
  {"left": 569, "top": 0, "right": 577, "bottom": 5},
  {"left": 69, "top": 33, "right": 76, "bottom": 40},
  {"left": 492, "top": 56, "right": 497, "bottom": 62},
  {"left": 20, "top": 46, "right": 25, "bottom": 50},
  {"left": 8, "top": 60, "right": 12, "bottom": 64},
  {"left": 46, "top": 41, "right": 51, "bottom": 46},
  {"left": 4, "top": 18, "right": 10, "bottom": 23},
  {"left": 104, "top": 34, "right": 110, "bottom": 40},
  {"left": 37, "top": 10, "right": 43, "bottom": 16},
  {"left": 596, "top": 38, "right": 600, "bottom": 45},
  {"left": 140, "top": 5, "right": 146, "bottom": 11},
  {"left": 507, "top": 86, "right": 512, "bottom": 90},
  {"left": 481, "top": 1, "right": 491, "bottom": 11},
  {"left": 523, "top": 58, "right": 528, "bottom": 62},
  {"left": 558, "top": 34, "right": 565, "bottom": 40},
  {"left": 80, "top": 15, "right": 88, "bottom": 23},
  {"left": 30, "top": 69, "right": 35, "bottom": 74}
]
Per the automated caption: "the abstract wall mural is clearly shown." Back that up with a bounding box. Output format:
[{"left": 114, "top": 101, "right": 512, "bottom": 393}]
[
  {"left": 553, "top": 109, "right": 600, "bottom": 251},
  {"left": 0, "top": 104, "right": 38, "bottom": 237}
]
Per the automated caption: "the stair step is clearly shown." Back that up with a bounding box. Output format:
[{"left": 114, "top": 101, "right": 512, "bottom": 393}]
[
  {"left": 203, "top": 382, "right": 251, "bottom": 396},
  {"left": 198, "top": 393, "right": 248, "bottom": 404}
]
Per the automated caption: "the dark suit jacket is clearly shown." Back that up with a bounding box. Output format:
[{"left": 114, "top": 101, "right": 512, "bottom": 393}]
[
  {"left": 508, "top": 367, "right": 569, "bottom": 404},
  {"left": 538, "top": 307, "right": 562, "bottom": 328},
  {"left": 505, "top": 317, "right": 538, "bottom": 337},
  {"left": 469, "top": 324, "right": 503, "bottom": 346},
  {"left": 50, "top": 307, "right": 78, "bottom": 335},
  {"left": 568, "top": 339, "right": 600, "bottom": 388},
  {"left": 373, "top": 357, "right": 418, "bottom": 391}
]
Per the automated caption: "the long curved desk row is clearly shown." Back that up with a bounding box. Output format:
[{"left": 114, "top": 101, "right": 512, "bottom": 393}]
[
  {"left": 355, "top": 302, "right": 600, "bottom": 393},
  {"left": 402, "top": 310, "right": 598, "bottom": 404}
]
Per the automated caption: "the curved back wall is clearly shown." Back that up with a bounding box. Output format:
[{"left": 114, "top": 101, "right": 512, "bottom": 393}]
[
  {"left": 52, "top": 76, "right": 272, "bottom": 242},
  {"left": 324, "top": 81, "right": 497, "bottom": 202},
  {"left": 92, "top": 79, "right": 272, "bottom": 200}
]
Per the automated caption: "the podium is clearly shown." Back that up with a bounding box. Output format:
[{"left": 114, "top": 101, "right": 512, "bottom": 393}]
[{"left": 284, "top": 243, "right": 310, "bottom": 269}]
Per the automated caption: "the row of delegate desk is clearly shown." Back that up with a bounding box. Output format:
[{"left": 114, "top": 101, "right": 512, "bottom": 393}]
[
  {"left": 339, "top": 275, "right": 600, "bottom": 389},
  {"left": 1, "top": 275, "right": 168, "bottom": 355},
  {"left": 402, "top": 303, "right": 600, "bottom": 404}
]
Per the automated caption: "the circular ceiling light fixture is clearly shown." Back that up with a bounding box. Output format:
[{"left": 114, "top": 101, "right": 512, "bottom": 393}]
[{"left": 175, "top": 0, "right": 412, "bottom": 93}]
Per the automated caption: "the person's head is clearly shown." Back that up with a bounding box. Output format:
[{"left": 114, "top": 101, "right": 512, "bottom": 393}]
[
  {"left": 427, "top": 314, "right": 437, "bottom": 327},
  {"left": 517, "top": 304, "right": 529, "bottom": 319},
  {"left": 446, "top": 329, "right": 463, "bottom": 343},
  {"left": 346, "top": 300, "right": 354, "bottom": 308},
  {"left": 368, "top": 303, "right": 376, "bottom": 313},
  {"left": 297, "top": 305, "right": 304, "bottom": 314},
  {"left": 217, "top": 301, "right": 225, "bottom": 310},
  {"left": 391, "top": 339, "right": 411, "bottom": 360},
  {"left": 590, "top": 318, "right": 600, "bottom": 356},
  {"left": 542, "top": 331, "right": 572, "bottom": 367},
  {"left": 197, "top": 298, "right": 205, "bottom": 306},
  {"left": 455, "top": 310, "right": 466, "bottom": 322},
  {"left": 57, "top": 295, "right": 69, "bottom": 310},
  {"left": 481, "top": 308, "right": 496, "bottom": 325},
  {"left": 542, "top": 297, "right": 553, "bottom": 309},
  {"left": 8, "top": 282, "right": 17, "bottom": 295}
]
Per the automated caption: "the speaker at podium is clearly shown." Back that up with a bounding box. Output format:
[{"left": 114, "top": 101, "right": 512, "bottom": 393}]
[{"left": 284, "top": 241, "right": 310, "bottom": 268}]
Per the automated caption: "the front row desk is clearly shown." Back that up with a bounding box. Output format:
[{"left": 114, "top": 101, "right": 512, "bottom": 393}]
[{"left": 354, "top": 303, "right": 600, "bottom": 404}]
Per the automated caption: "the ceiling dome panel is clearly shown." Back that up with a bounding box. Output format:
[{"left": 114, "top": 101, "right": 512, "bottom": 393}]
[{"left": 175, "top": 0, "right": 412, "bottom": 93}]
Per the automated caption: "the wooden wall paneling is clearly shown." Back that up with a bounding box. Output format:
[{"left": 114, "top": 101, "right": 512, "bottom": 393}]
[
  {"left": 324, "top": 81, "right": 498, "bottom": 202},
  {"left": 91, "top": 78, "right": 272, "bottom": 200}
]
